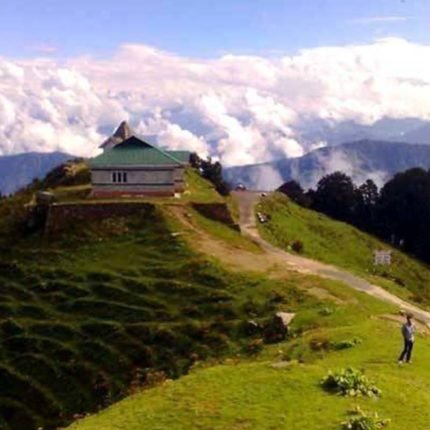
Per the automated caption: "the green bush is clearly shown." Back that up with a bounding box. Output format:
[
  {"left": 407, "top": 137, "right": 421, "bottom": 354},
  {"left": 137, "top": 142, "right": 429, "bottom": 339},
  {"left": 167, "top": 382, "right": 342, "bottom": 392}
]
[
  {"left": 1, "top": 318, "right": 25, "bottom": 337},
  {"left": 244, "top": 338, "right": 264, "bottom": 355},
  {"left": 319, "top": 306, "right": 335, "bottom": 316},
  {"left": 331, "top": 338, "right": 362, "bottom": 350},
  {"left": 342, "top": 406, "right": 390, "bottom": 429},
  {"left": 291, "top": 240, "right": 304, "bottom": 253},
  {"left": 321, "top": 368, "right": 381, "bottom": 397}
]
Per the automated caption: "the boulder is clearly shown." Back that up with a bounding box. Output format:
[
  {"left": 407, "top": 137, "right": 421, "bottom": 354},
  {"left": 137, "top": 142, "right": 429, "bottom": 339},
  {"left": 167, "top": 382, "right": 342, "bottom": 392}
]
[
  {"left": 275, "top": 312, "right": 295, "bottom": 327},
  {"left": 264, "top": 312, "right": 296, "bottom": 344}
]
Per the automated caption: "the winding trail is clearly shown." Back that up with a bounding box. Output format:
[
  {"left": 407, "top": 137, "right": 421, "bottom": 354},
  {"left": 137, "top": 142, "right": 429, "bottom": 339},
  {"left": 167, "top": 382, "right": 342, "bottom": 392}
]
[{"left": 234, "top": 191, "right": 430, "bottom": 325}]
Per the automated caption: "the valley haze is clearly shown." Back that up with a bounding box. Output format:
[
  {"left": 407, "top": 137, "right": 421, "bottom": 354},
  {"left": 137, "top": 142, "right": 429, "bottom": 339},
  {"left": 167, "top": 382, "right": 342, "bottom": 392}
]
[{"left": 224, "top": 140, "right": 430, "bottom": 190}]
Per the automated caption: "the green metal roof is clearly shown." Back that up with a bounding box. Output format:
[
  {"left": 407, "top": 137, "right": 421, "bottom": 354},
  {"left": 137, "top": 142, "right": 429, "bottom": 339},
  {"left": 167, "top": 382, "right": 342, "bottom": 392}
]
[
  {"left": 90, "top": 136, "right": 190, "bottom": 168},
  {"left": 167, "top": 150, "right": 191, "bottom": 163}
]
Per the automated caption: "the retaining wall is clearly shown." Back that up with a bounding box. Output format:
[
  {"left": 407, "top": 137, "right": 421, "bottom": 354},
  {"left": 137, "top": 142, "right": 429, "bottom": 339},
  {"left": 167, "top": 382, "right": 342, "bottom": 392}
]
[{"left": 45, "top": 202, "right": 155, "bottom": 234}]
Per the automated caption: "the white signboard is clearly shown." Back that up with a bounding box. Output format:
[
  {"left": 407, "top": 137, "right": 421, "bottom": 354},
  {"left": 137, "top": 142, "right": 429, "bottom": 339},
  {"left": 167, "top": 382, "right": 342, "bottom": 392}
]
[{"left": 373, "top": 250, "right": 392, "bottom": 266}]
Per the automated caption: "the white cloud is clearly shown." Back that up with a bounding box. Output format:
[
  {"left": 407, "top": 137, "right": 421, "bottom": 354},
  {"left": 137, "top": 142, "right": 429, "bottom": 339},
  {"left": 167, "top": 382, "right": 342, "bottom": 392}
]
[
  {"left": 1, "top": 38, "right": 430, "bottom": 166},
  {"left": 306, "top": 149, "right": 389, "bottom": 189}
]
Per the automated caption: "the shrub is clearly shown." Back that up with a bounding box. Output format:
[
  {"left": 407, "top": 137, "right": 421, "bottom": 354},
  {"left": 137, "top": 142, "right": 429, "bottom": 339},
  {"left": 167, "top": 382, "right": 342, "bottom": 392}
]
[
  {"left": 331, "top": 338, "right": 362, "bottom": 350},
  {"left": 1, "top": 319, "right": 25, "bottom": 337},
  {"left": 291, "top": 240, "right": 304, "bottom": 253},
  {"left": 244, "top": 338, "right": 264, "bottom": 355},
  {"left": 309, "top": 336, "right": 331, "bottom": 351},
  {"left": 319, "top": 307, "right": 335, "bottom": 316},
  {"left": 321, "top": 368, "right": 381, "bottom": 397},
  {"left": 309, "top": 336, "right": 361, "bottom": 352},
  {"left": 342, "top": 406, "right": 390, "bottom": 430}
]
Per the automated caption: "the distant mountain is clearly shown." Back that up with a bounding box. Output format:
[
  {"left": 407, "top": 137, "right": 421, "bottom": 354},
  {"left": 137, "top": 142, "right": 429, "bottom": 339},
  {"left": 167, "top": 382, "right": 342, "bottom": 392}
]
[
  {"left": 0, "top": 152, "right": 73, "bottom": 195},
  {"left": 295, "top": 117, "right": 430, "bottom": 147},
  {"left": 224, "top": 140, "right": 430, "bottom": 190}
]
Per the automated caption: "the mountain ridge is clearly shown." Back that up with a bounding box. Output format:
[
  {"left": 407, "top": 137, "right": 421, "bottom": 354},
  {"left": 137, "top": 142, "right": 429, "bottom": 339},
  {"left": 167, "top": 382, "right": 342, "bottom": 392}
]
[
  {"left": 224, "top": 139, "right": 430, "bottom": 190},
  {"left": 0, "top": 151, "right": 73, "bottom": 195}
]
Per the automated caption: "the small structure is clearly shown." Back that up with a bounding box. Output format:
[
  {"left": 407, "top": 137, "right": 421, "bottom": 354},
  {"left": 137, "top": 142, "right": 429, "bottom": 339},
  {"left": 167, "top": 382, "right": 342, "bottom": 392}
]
[
  {"left": 373, "top": 250, "right": 392, "bottom": 266},
  {"left": 90, "top": 122, "right": 190, "bottom": 198}
]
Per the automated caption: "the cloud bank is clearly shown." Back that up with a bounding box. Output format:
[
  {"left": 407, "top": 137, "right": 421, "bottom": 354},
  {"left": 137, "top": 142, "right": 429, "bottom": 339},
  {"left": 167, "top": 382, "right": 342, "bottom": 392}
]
[{"left": 2, "top": 38, "right": 430, "bottom": 166}]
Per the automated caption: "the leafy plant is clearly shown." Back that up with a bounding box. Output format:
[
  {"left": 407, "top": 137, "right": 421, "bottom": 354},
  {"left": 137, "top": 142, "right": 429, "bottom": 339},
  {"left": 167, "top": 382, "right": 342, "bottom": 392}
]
[
  {"left": 309, "top": 337, "right": 362, "bottom": 352},
  {"left": 319, "top": 307, "right": 335, "bottom": 316},
  {"left": 331, "top": 338, "right": 362, "bottom": 350},
  {"left": 321, "top": 368, "right": 381, "bottom": 397},
  {"left": 342, "top": 406, "right": 390, "bottom": 429}
]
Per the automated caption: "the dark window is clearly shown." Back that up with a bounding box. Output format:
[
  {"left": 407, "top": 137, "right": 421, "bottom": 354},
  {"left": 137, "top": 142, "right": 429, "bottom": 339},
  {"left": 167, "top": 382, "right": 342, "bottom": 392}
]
[{"left": 112, "top": 171, "right": 128, "bottom": 183}]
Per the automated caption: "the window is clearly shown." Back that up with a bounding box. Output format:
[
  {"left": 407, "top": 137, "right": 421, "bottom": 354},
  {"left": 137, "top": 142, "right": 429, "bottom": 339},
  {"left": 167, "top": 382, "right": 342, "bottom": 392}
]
[{"left": 112, "top": 171, "right": 128, "bottom": 183}]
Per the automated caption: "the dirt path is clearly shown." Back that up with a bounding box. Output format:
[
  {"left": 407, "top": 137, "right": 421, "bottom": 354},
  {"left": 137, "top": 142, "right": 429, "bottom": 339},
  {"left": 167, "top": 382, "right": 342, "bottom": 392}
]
[
  {"left": 235, "top": 191, "right": 430, "bottom": 325},
  {"left": 166, "top": 205, "right": 287, "bottom": 274}
]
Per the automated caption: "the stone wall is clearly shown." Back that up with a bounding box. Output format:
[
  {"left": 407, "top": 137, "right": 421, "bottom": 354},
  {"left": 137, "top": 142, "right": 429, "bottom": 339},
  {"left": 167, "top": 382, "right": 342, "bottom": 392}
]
[
  {"left": 191, "top": 203, "right": 240, "bottom": 231},
  {"left": 45, "top": 202, "right": 155, "bottom": 235}
]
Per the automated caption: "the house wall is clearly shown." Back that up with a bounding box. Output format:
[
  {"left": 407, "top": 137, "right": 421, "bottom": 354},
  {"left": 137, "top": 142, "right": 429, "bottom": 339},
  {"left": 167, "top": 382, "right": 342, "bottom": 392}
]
[
  {"left": 91, "top": 166, "right": 178, "bottom": 197},
  {"left": 92, "top": 168, "right": 174, "bottom": 185},
  {"left": 90, "top": 165, "right": 186, "bottom": 197},
  {"left": 173, "top": 166, "right": 186, "bottom": 192}
]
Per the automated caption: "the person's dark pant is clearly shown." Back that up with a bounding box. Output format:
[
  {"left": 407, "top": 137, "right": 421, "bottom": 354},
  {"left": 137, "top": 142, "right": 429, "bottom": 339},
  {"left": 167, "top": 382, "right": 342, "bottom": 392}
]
[{"left": 399, "top": 339, "right": 414, "bottom": 362}]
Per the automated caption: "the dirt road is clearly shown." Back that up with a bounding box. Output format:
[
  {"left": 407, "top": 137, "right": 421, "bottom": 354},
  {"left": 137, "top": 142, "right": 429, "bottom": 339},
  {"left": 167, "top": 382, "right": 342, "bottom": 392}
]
[{"left": 234, "top": 191, "right": 430, "bottom": 325}]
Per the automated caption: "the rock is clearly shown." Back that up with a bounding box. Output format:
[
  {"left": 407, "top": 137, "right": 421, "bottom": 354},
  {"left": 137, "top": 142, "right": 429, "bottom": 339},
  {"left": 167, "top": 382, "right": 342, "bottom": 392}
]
[
  {"left": 263, "top": 312, "right": 296, "bottom": 344},
  {"left": 275, "top": 312, "right": 296, "bottom": 327},
  {"left": 171, "top": 232, "right": 184, "bottom": 237},
  {"left": 244, "top": 319, "right": 262, "bottom": 336}
]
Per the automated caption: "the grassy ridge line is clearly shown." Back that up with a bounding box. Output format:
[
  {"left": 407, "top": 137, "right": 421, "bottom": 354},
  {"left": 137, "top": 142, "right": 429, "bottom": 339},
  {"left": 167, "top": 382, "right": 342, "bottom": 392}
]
[{"left": 258, "top": 193, "right": 430, "bottom": 306}]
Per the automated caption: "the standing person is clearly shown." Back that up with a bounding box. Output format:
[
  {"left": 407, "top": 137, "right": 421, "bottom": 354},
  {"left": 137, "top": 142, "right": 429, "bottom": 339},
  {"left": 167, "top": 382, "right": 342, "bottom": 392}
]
[{"left": 398, "top": 313, "right": 416, "bottom": 364}]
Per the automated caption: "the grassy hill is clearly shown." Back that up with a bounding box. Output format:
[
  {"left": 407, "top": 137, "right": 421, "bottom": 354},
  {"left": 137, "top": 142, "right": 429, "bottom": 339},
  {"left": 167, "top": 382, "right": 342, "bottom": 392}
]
[
  {"left": 66, "top": 263, "right": 430, "bottom": 430},
  {"left": 258, "top": 193, "right": 430, "bottom": 306},
  {"left": 66, "top": 189, "right": 430, "bottom": 430},
  {"left": 0, "top": 167, "right": 305, "bottom": 430},
  {"left": 4, "top": 168, "right": 430, "bottom": 430}
]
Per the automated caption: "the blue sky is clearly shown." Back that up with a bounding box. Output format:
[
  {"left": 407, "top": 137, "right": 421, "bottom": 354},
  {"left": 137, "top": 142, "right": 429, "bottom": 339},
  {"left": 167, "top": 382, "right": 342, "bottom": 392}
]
[{"left": 1, "top": 0, "right": 429, "bottom": 58}]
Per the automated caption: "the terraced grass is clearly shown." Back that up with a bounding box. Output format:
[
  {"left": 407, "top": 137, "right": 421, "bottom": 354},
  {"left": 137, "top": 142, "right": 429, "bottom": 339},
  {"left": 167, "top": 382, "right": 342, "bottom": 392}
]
[
  {"left": 258, "top": 193, "right": 430, "bottom": 306},
  {"left": 67, "top": 274, "right": 430, "bottom": 430},
  {"left": 0, "top": 197, "right": 314, "bottom": 430}
]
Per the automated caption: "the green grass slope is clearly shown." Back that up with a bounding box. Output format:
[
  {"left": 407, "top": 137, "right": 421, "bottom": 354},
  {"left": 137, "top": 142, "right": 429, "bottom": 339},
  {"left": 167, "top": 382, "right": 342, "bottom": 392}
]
[
  {"left": 0, "top": 205, "right": 293, "bottom": 429},
  {"left": 258, "top": 193, "right": 430, "bottom": 306},
  {"left": 67, "top": 192, "right": 430, "bottom": 430},
  {"left": 5, "top": 169, "right": 430, "bottom": 430},
  {"left": 0, "top": 171, "right": 293, "bottom": 430},
  {"left": 67, "top": 273, "right": 430, "bottom": 430}
]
